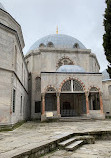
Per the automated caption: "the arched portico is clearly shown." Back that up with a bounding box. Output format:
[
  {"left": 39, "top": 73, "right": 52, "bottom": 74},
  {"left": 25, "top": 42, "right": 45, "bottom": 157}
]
[
  {"left": 59, "top": 78, "right": 87, "bottom": 117},
  {"left": 88, "top": 86, "right": 103, "bottom": 114}
]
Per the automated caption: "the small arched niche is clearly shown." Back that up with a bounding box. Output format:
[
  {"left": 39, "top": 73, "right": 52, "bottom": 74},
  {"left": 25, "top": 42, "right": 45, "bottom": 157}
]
[
  {"left": 39, "top": 43, "right": 45, "bottom": 48},
  {"left": 73, "top": 43, "right": 80, "bottom": 49},
  {"left": 89, "top": 87, "right": 100, "bottom": 110},
  {"left": 47, "top": 42, "right": 54, "bottom": 47}
]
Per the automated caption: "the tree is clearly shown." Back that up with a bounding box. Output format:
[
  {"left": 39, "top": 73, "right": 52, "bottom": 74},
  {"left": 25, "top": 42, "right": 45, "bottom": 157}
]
[{"left": 103, "top": 0, "right": 111, "bottom": 78}]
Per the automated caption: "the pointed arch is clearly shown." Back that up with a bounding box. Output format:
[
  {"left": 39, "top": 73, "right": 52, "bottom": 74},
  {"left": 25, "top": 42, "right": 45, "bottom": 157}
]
[
  {"left": 56, "top": 56, "right": 74, "bottom": 69},
  {"left": 59, "top": 77, "right": 86, "bottom": 92},
  {"left": 44, "top": 85, "right": 57, "bottom": 93}
]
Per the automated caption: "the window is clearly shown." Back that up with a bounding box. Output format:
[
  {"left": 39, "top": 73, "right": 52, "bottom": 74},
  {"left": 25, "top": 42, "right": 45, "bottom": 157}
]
[
  {"left": 12, "top": 89, "right": 16, "bottom": 113},
  {"left": 61, "top": 80, "right": 71, "bottom": 91},
  {"left": 15, "top": 46, "right": 17, "bottom": 70},
  {"left": 57, "top": 57, "right": 74, "bottom": 69},
  {"left": 90, "top": 87, "right": 98, "bottom": 92},
  {"left": 47, "top": 42, "right": 54, "bottom": 47},
  {"left": 39, "top": 43, "right": 45, "bottom": 48},
  {"left": 35, "top": 101, "right": 41, "bottom": 113},
  {"left": 47, "top": 87, "right": 56, "bottom": 92},
  {"left": 61, "top": 80, "right": 83, "bottom": 92},
  {"left": 73, "top": 43, "right": 79, "bottom": 48},
  {"left": 20, "top": 96, "right": 22, "bottom": 113},
  {"left": 22, "top": 63, "right": 23, "bottom": 82}
]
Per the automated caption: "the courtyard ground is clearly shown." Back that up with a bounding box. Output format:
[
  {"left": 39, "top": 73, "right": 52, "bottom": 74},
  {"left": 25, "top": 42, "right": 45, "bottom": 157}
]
[{"left": 0, "top": 120, "right": 111, "bottom": 157}]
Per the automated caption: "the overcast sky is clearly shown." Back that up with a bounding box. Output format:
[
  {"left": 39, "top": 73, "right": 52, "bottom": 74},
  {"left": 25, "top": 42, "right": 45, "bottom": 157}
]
[{"left": 0, "top": 0, "right": 108, "bottom": 71}]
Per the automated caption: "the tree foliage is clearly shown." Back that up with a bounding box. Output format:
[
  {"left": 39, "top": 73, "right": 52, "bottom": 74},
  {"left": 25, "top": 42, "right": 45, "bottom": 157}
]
[{"left": 103, "top": 0, "right": 111, "bottom": 78}]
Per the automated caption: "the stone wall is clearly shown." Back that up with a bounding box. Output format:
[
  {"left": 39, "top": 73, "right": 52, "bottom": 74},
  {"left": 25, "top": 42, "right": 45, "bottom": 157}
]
[
  {"left": 102, "top": 80, "right": 111, "bottom": 117},
  {"left": 0, "top": 69, "right": 12, "bottom": 124},
  {"left": 25, "top": 48, "right": 101, "bottom": 119},
  {"left": 0, "top": 9, "right": 29, "bottom": 125},
  {"left": 0, "top": 9, "right": 24, "bottom": 49},
  {"left": 41, "top": 73, "right": 102, "bottom": 93},
  {"left": 26, "top": 49, "right": 100, "bottom": 74}
]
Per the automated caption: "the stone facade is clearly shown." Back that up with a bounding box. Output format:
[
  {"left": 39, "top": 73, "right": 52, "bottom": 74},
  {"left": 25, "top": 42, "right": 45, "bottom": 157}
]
[
  {"left": 102, "top": 80, "right": 111, "bottom": 117},
  {"left": 0, "top": 7, "right": 29, "bottom": 125},
  {"left": 0, "top": 3, "right": 111, "bottom": 125},
  {"left": 25, "top": 46, "right": 105, "bottom": 121}
]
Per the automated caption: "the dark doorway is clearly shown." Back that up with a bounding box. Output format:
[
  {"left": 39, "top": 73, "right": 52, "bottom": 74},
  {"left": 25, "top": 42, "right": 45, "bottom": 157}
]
[
  {"left": 45, "top": 93, "right": 57, "bottom": 111},
  {"left": 63, "top": 102, "right": 71, "bottom": 110},
  {"left": 35, "top": 101, "right": 41, "bottom": 113},
  {"left": 89, "top": 93, "right": 100, "bottom": 110},
  {"left": 60, "top": 93, "right": 86, "bottom": 117}
]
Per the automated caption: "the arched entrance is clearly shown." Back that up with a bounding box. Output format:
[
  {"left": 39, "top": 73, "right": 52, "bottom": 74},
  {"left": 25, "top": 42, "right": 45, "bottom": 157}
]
[
  {"left": 45, "top": 87, "right": 57, "bottom": 112},
  {"left": 89, "top": 87, "right": 100, "bottom": 110},
  {"left": 60, "top": 79, "right": 86, "bottom": 117}
]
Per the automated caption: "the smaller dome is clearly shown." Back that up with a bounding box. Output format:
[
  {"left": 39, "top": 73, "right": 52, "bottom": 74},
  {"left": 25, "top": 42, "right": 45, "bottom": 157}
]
[
  {"left": 0, "top": 3, "right": 6, "bottom": 11},
  {"left": 56, "top": 65, "right": 85, "bottom": 73},
  {"left": 102, "top": 69, "right": 110, "bottom": 80}
]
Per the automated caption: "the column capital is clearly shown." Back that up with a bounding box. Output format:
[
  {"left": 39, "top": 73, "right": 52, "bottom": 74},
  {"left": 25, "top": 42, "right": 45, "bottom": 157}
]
[
  {"left": 56, "top": 92, "right": 60, "bottom": 97},
  {"left": 41, "top": 93, "right": 45, "bottom": 97},
  {"left": 85, "top": 91, "right": 89, "bottom": 97},
  {"left": 99, "top": 91, "right": 103, "bottom": 96}
]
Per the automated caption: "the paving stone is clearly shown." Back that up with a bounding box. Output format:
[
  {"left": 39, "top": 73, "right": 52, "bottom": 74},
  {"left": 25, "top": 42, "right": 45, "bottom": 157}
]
[{"left": 0, "top": 120, "right": 111, "bottom": 157}]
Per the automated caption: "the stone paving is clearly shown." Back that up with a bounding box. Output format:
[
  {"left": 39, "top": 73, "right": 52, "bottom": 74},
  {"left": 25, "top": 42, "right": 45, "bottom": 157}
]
[
  {"left": 43, "top": 140, "right": 111, "bottom": 158},
  {"left": 0, "top": 120, "right": 111, "bottom": 157}
]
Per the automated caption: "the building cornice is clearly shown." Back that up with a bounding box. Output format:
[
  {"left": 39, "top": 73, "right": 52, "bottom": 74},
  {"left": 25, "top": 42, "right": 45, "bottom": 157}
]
[
  {"left": 41, "top": 72, "right": 102, "bottom": 75},
  {"left": 0, "top": 8, "right": 25, "bottom": 47},
  {"left": 0, "top": 67, "right": 28, "bottom": 94},
  {"left": 25, "top": 48, "right": 91, "bottom": 59},
  {"left": 0, "top": 22, "right": 28, "bottom": 73}
]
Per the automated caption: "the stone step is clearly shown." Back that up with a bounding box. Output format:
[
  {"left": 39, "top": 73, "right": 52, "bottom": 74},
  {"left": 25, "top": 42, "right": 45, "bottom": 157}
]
[
  {"left": 59, "top": 117, "right": 92, "bottom": 122},
  {"left": 58, "top": 135, "right": 95, "bottom": 148},
  {"left": 65, "top": 140, "right": 84, "bottom": 151},
  {"left": 58, "top": 137, "right": 77, "bottom": 147}
]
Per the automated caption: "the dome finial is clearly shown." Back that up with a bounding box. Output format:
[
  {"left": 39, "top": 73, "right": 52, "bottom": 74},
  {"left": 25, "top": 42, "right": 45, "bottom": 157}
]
[{"left": 56, "top": 26, "right": 58, "bottom": 34}]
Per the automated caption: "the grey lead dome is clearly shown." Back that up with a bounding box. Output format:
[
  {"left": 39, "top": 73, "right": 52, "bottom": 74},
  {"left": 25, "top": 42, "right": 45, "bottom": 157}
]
[
  {"left": 57, "top": 65, "right": 85, "bottom": 73},
  {"left": 29, "top": 34, "right": 86, "bottom": 51}
]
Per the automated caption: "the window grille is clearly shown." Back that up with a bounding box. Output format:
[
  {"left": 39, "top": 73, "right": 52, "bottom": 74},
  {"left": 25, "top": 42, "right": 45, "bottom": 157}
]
[
  {"left": 73, "top": 80, "right": 83, "bottom": 91},
  {"left": 61, "top": 80, "right": 71, "bottom": 91},
  {"left": 90, "top": 87, "right": 98, "bottom": 92},
  {"left": 12, "top": 89, "right": 16, "bottom": 113},
  {"left": 61, "top": 80, "right": 83, "bottom": 92},
  {"left": 57, "top": 58, "right": 73, "bottom": 68}
]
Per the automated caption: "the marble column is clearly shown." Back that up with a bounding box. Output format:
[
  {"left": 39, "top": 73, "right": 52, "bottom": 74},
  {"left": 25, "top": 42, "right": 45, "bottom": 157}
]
[
  {"left": 56, "top": 92, "right": 60, "bottom": 116},
  {"left": 41, "top": 93, "right": 45, "bottom": 115},
  {"left": 85, "top": 91, "right": 89, "bottom": 114},
  {"left": 99, "top": 91, "right": 103, "bottom": 114}
]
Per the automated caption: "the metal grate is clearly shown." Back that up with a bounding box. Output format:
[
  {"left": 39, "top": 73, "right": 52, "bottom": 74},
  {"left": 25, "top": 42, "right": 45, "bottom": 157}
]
[
  {"left": 58, "top": 58, "right": 73, "bottom": 68},
  {"left": 73, "top": 80, "right": 83, "bottom": 91},
  {"left": 61, "top": 80, "right": 83, "bottom": 92},
  {"left": 90, "top": 87, "right": 98, "bottom": 92},
  {"left": 61, "top": 80, "right": 71, "bottom": 91}
]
